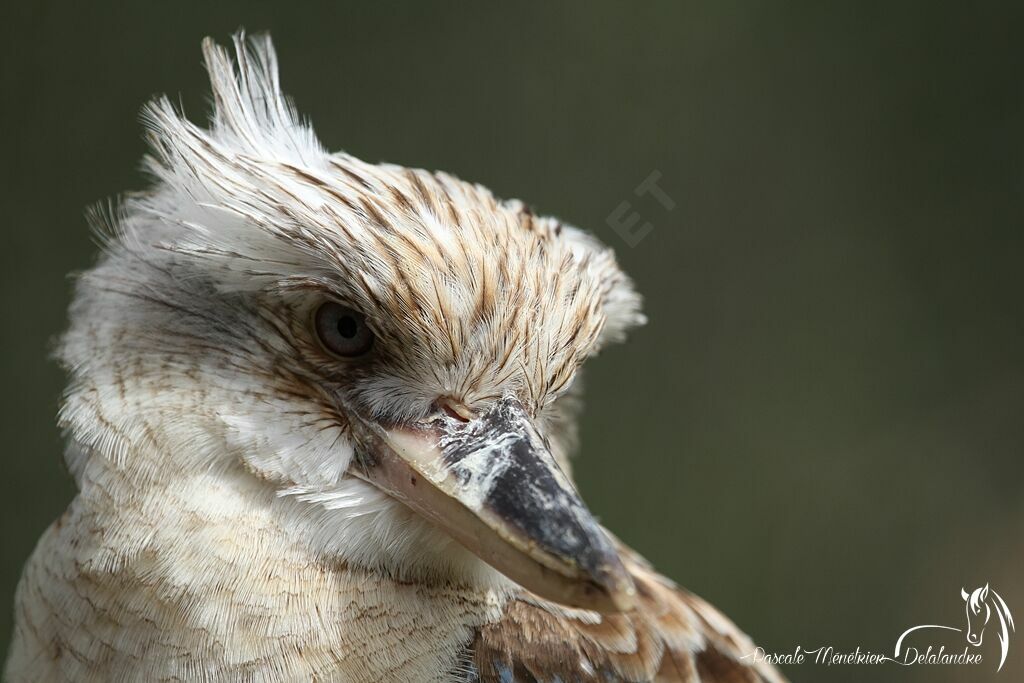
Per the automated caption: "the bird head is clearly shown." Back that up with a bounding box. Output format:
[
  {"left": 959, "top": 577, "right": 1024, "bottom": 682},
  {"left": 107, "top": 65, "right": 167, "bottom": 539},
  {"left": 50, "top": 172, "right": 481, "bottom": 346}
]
[{"left": 58, "top": 34, "right": 645, "bottom": 613}]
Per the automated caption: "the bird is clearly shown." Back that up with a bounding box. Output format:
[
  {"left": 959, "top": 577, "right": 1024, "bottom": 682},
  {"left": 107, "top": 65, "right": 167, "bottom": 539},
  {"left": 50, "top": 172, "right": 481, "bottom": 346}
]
[{"left": 4, "top": 33, "right": 785, "bottom": 683}]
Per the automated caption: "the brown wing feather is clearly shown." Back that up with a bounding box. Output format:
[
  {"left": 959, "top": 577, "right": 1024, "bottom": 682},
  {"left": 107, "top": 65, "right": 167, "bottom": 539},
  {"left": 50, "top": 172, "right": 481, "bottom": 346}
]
[{"left": 459, "top": 548, "right": 786, "bottom": 683}]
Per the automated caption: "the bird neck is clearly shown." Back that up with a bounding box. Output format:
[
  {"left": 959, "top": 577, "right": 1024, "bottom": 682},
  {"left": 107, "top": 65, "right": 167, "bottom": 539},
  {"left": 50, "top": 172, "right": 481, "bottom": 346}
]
[{"left": 13, "top": 441, "right": 506, "bottom": 681}]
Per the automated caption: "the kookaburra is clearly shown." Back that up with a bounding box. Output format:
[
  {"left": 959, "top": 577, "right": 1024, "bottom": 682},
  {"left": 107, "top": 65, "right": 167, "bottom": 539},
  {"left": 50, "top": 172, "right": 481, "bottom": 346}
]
[{"left": 5, "top": 34, "right": 784, "bottom": 683}]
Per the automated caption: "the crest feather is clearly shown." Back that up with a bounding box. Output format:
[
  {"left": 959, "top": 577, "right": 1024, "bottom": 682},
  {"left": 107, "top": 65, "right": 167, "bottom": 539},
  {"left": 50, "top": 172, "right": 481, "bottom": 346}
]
[
  {"left": 201, "top": 31, "right": 324, "bottom": 162},
  {"left": 124, "top": 33, "right": 644, "bottom": 417}
]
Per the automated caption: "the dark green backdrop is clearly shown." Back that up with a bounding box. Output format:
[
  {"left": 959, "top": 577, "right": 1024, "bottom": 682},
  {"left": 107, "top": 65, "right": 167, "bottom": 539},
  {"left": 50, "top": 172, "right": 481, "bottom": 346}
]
[{"left": 2, "top": 3, "right": 1021, "bottom": 682}]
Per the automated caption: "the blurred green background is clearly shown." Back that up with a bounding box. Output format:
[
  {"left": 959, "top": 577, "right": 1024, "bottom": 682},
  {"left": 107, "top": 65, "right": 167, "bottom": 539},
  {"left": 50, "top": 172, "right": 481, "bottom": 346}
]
[{"left": 1, "top": 3, "right": 1021, "bottom": 681}]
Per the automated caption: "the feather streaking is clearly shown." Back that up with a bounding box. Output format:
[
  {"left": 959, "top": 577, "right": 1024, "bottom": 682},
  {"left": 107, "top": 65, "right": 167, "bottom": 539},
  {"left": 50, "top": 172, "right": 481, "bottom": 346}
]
[{"left": 4, "top": 33, "right": 783, "bottom": 683}]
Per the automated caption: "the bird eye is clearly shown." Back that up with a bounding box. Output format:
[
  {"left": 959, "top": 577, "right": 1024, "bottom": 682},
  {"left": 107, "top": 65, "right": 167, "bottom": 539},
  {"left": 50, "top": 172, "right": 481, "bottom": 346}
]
[{"left": 314, "top": 302, "right": 374, "bottom": 357}]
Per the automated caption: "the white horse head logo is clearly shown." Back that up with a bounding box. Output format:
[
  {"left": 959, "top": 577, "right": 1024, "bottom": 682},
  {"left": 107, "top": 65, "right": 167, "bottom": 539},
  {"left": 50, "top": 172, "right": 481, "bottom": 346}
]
[
  {"left": 895, "top": 583, "right": 1015, "bottom": 672},
  {"left": 962, "top": 583, "right": 1014, "bottom": 668}
]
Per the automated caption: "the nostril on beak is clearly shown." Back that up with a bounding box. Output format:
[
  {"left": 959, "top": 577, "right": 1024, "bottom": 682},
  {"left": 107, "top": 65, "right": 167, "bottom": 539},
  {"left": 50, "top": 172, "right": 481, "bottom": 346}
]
[{"left": 436, "top": 396, "right": 474, "bottom": 423}]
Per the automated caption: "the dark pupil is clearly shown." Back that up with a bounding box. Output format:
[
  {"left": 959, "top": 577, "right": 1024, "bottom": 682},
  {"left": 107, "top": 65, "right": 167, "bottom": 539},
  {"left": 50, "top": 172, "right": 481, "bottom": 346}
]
[{"left": 336, "top": 315, "right": 358, "bottom": 339}]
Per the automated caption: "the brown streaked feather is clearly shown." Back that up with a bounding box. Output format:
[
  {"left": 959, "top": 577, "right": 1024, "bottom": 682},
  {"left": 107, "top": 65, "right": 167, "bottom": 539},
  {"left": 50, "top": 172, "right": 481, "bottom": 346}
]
[{"left": 460, "top": 550, "right": 786, "bottom": 683}]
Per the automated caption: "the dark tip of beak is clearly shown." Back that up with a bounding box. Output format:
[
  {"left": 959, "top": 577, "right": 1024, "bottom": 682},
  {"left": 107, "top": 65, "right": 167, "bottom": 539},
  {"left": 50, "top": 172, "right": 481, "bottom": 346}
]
[
  {"left": 573, "top": 543, "right": 638, "bottom": 613},
  {"left": 449, "top": 397, "right": 637, "bottom": 609},
  {"left": 349, "top": 395, "right": 637, "bottom": 612}
]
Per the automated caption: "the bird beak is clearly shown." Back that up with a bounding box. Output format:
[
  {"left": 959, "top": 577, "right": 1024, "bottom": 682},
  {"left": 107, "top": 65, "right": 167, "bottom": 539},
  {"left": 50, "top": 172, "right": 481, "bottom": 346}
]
[{"left": 346, "top": 396, "right": 637, "bottom": 613}]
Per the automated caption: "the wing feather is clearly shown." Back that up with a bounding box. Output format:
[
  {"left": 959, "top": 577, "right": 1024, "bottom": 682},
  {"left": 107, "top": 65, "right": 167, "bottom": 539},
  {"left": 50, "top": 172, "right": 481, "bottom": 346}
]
[{"left": 459, "top": 548, "right": 786, "bottom": 683}]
